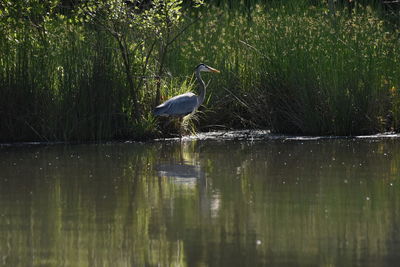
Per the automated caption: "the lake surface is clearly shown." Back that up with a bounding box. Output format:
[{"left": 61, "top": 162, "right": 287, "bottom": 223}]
[{"left": 1, "top": 136, "right": 400, "bottom": 266}]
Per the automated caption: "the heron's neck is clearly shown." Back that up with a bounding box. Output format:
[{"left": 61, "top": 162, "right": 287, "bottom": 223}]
[{"left": 195, "top": 69, "right": 206, "bottom": 107}]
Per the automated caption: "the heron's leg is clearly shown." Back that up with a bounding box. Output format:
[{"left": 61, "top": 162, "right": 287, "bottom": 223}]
[{"left": 179, "top": 117, "right": 183, "bottom": 140}]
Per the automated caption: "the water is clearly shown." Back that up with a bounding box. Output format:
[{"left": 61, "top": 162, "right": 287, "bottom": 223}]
[{"left": 1, "top": 137, "right": 400, "bottom": 266}]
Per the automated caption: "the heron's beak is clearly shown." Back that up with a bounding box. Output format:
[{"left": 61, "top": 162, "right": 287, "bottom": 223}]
[{"left": 208, "top": 66, "right": 220, "bottom": 73}]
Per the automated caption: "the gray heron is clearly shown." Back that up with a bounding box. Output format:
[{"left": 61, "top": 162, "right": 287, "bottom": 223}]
[{"left": 154, "top": 63, "right": 220, "bottom": 134}]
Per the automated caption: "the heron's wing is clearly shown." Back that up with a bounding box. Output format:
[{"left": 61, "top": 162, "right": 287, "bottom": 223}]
[{"left": 154, "top": 92, "right": 198, "bottom": 116}]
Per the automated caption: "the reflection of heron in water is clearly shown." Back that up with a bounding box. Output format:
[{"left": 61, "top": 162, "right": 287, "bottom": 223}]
[
  {"left": 156, "top": 162, "right": 203, "bottom": 185},
  {"left": 156, "top": 160, "right": 212, "bottom": 218},
  {"left": 155, "top": 142, "right": 220, "bottom": 219},
  {"left": 155, "top": 142, "right": 204, "bottom": 185}
]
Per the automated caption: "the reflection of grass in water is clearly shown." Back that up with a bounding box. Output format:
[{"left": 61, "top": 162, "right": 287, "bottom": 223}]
[
  {"left": 204, "top": 140, "right": 400, "bottom": 265},
  {"left": 1, "top": 140, "right": 400, "bottom": 266}
]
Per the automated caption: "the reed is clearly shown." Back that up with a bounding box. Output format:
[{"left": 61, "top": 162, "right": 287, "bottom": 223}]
[
  {"left": 168, "top": 1, "right": 400, "bottom": 135},
  {"left": 253, "top": 4, "right": 400, "bottom": 135},
  {"left": 0, "top": 3, "right": 160, "bottom": 142},
  {"left": 1, "top": 0, "right": 399, "bottom": 141}
]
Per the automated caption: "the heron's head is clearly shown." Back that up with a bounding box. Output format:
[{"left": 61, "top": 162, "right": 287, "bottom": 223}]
[{"left": 196, "top": 63, "right": 220, "bottom": 73}]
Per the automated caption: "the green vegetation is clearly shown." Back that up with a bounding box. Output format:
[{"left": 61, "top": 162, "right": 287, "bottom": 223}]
[
  {"left": 1, "top": 0, "right": 400, "bottom": 141},
  {"left": 170, "top": 1, "right": 400, "bottom": 135},
  {"left": 0, "top": 0, "right": 191, "bottom": 141}
]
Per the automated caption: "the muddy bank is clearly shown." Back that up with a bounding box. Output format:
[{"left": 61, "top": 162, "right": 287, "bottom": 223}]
[
  {"left": 155, "top": 130, "right": 400, "bottom": 142},
  {"left": 2, "top": 130, "right": 400, "bottom": 147}
]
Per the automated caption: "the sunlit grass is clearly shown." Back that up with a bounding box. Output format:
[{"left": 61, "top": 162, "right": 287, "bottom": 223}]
[
  {"left": 169, "top": 1, "right": 400, "bottom": 135},
  {"left": 182, "top": 111, "right": 202, "bottom": 135}
]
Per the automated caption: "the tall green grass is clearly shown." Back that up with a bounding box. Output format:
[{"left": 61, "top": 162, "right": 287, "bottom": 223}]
[
  {"left": 253, "top": 4, "right": 400, "bottom": 135},
  {"left": 1, "top": 0, "right": 400, "bottom": 141},
  {"left": 168, "top": 1, "right": 400, "bottom": 135},
  {"left": 0, "top": 7, "right": 161, "bottom": 142},
  {"left": 0, "top": 26, "right": 132, "bottom": 141}
]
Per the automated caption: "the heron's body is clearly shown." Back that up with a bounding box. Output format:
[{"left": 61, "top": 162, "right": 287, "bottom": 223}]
[
  {"left": 153, "top": 92, "right": 199, "bottom": 117},
  {"left": 153, "top": 64, "right": 219, "bottom": 119}
]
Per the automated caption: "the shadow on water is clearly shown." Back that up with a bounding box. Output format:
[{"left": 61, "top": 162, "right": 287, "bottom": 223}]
[{"left": 0, "top": 138, "right": 400, "bottom": 266}]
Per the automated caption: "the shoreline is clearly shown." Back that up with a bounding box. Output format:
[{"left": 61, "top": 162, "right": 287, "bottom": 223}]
[{"left": 2, "top": 130, "right": 400, "bottom": 148}]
